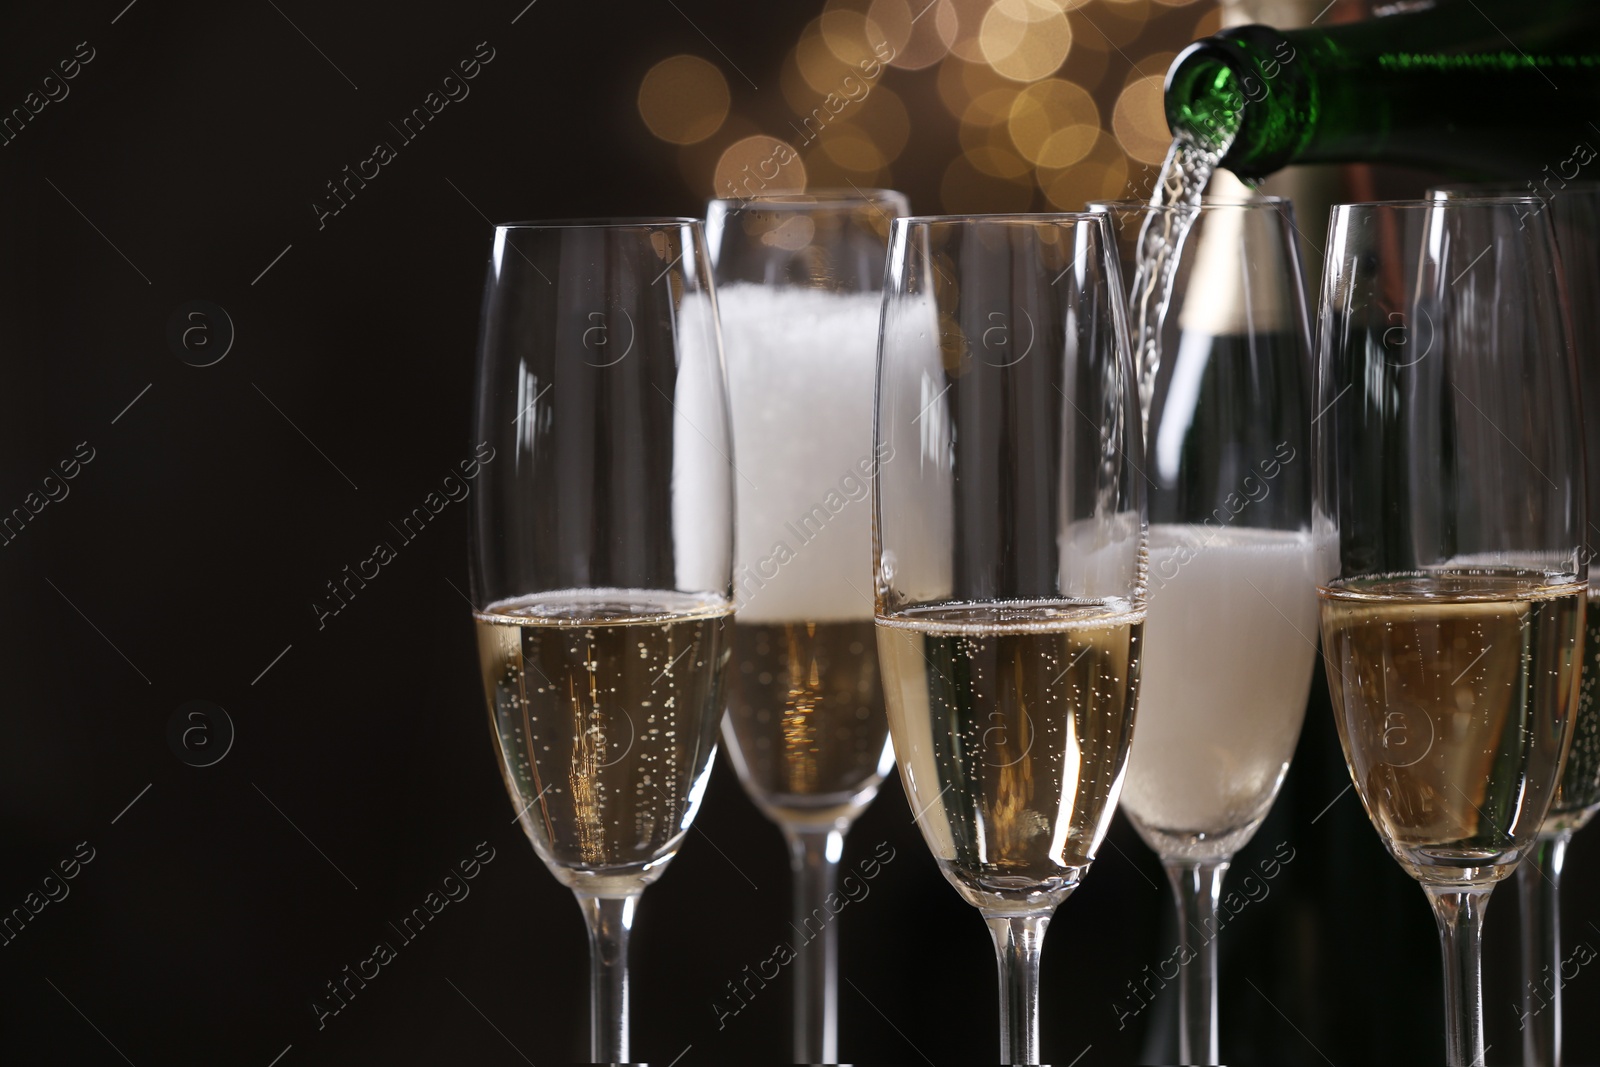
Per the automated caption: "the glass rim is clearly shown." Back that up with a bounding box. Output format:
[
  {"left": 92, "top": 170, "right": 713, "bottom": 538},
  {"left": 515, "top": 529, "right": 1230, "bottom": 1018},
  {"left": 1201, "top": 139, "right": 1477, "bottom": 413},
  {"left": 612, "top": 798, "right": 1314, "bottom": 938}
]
[
  {"left": 709, "top": 187, "right": 906, "bottom": 209},
  {"left": 891, "top": 212, "right": 1106, "bottom": 227},
  {"left": 1430, "top": 181, "right": 1600, "bottom": 196},
  {"left": 1088, "top": 195, "right": 1292, "bottom": 212},
  {"left": 1330, "top": 197, "right": 1545, "bottom": 212},
  {"left": 493, "top": 217, "right": 703, "bottom": 232}
]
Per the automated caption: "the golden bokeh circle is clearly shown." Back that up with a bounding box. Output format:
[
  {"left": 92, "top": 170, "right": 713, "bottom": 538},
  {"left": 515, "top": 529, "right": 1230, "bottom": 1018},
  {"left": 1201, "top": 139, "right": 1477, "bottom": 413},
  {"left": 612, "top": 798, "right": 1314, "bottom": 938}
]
[
  {"left": 714, "top": 135, "right": 809, "bottom": 199},
  {"left": 979, "top": 0, "right": 1072, "bottom": 82},
  {"left": 821, "top": 8, "right": 890, "bottom": 66},
  {"left": 868, "top": 0, "right": 959, "bottom": 69},
  {"left": 945, "top": 0, "right": 996, "bottom": 62},
  {"left": 820, "top": 122, "right": 890, "bottom": 171},
  {"left": 780, "top": 45, "right": 819, "bottom": 113},
  {"left": 940, "top": 58, "right": 1019, "bottom": 120},
  {"left": 1128, "top": 50, "right": 1178, "bottom": 89},
  {"left": 853, "top": 85, "right": 912, "bottom": 160},
  {"left": 966, "top": 127, "right": 1033, "bottom": 179},
  {"left": 679, "top": 116, "right": 759, "bottom": 197},
  {"left": 1039, "top": 124, "right": 1102, "bottom": 168},
  {"left": 637, "top": 55, "right": 731, "bottom": 145},
  {"left": 1037, "top": 130, "right": 1132, "bottom": 210},
  {"left": 1112, "top": 74, "right": 1171, "bottom": 166},
  {"left": 1007, "top": 79, "right": 1099, "bottom": 167},
  {"left": 797, "top": 20, "right": 858, "bottom": 94},
  {"left": 964, "top": 84, "right": 1024, "bottom": 128}
]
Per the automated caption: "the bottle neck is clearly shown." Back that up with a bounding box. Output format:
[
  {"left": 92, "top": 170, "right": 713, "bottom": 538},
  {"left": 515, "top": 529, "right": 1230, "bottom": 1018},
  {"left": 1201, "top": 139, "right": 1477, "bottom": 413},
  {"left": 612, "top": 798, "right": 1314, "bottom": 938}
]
[
  {"left": 1165, "top": 25, "right": 1311, "bottom": 178},
  {"left": 1166, "top": 0, "right": 1600, "bottom": 180}
]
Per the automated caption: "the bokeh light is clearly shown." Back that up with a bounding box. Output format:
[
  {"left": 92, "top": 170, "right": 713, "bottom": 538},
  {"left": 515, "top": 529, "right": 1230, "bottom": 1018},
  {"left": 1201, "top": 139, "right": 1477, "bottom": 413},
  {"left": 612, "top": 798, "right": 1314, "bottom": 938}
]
[
  {"left": 1008, "top": 79, "right": 1099, "bottom": 167},
  {"left": 967, "top": 138, "right": 1033, "bottom": 179},
  {"left": 822, "top": 7, "right": 890, "bottom": 65},
  {"left": 637, "top": 55, "right": 730, "bottom": 145},
  {"left": 962, "top": 83, "right": 1023, "bottom": 128},
  {"left": 796, "top": 18, "right": 860, "bottom": 94},
  {"left": 1129, "top": 50, "right": 1178, "bottom": 84},
  {"left": 679, "top": 116, "right": 759, "bottom": 197},
  {"left": 1037, "top": 128, "right": 1130, "bottom": 208},
  {"left": 852, "top": 86, "right": 912, "bottom": 161},
  {"left": 939, "top": 58, "right": 1019, "bottom": 120},
  {"left": 821, "top": 122, "right": 891, "bottom": 171},
  {"left": 715, "top": 136, "right": 809, "bottom": 199},
  {"left": 659, "top": 0, "right": 1221, "bottom": 211},
  {"left": 868, "top": 0, "right": 960, "bottom": 69},
  {"left": 980, "top": 0, "right": 1073, "bottom": 82},
  {"left": 945, "top": 0, "right": 998, "bottom": 62},
  {"left": 1112, "top": 73, "right": 1171, "bottom": 165}
]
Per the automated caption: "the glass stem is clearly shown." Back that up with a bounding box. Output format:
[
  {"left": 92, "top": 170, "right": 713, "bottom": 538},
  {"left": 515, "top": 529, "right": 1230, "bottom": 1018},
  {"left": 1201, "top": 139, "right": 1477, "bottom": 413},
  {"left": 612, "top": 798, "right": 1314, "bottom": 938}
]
[
  {"left": 1518, "top": 831, "right": 1570, "bottom": 1067},
  {"left": 784, "top": 825, "right": 844, "bottom": 1065},
  {"left": 1164, "top": 859, "right": 1229, "bottom": 1065},
  {"left": 575, "top": 892, "right": 638, "bottom": 1065},
  {"left": 1424, "top": 884, "right": 1492, "bottom": 1067},
  {"left": 984, "top": 911, "right": 1052, "bottom": 1065}
]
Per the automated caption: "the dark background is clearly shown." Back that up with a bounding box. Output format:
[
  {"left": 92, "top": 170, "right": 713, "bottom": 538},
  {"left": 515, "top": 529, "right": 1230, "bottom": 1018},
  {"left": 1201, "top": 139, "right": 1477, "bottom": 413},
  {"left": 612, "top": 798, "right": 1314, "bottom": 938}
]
[{"left": 1, "top": 1, "right": 1596, "bottom": 1064}]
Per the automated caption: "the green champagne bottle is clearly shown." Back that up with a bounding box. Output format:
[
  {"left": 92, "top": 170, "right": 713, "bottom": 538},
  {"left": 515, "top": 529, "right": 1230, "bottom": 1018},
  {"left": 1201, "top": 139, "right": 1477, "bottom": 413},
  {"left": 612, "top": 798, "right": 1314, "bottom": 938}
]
[{"left": 1164, "top": 0, "right": 1600, "bottom": 180}]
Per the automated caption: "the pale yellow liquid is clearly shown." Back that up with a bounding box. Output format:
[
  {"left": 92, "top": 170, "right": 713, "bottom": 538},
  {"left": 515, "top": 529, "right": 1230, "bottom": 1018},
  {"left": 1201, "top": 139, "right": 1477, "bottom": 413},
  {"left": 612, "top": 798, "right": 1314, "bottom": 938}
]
[
  {"left": 877, "top": 600, "right": 1143, "bottom": 913},
  {"left": 723, "top": 620, "right": 892, "bottom": 827},
  {"left": 476, "top": 589, "right": 733, "bottom": 892},
  {"left": 1320, "top": 571, "right": 1583, "bottom": 886}
]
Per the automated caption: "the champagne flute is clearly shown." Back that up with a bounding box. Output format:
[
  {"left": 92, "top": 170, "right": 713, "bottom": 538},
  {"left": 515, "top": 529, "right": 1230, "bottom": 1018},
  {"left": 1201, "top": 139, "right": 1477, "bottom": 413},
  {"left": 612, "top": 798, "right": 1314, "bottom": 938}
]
[
  {"left": 1091, "top": 197, "right": 1317, "bottom": 1065},
  {"left": 874, "top": 213, "right": 1146, "bottom": 1065},
  {"left": 1314, "top": 199, "right": 1586, "bottom": 1067},
  {"left": 468, "top": 219, "right": 735, "bottom": 1064},
  {"left": 1432, "top": 181, "right": 1600, "bottom": 1067},
  {"left": 706, "top": 188, "right": 907, "bottom": 1065}
]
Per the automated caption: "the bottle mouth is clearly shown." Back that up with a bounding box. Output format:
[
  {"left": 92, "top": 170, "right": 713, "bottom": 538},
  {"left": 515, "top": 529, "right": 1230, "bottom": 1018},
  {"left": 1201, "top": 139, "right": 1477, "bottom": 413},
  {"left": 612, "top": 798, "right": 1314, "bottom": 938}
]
[
  {"left": 1164, "top": 26, "right": 1307, "bottom": 179},
  {"left": 1163, "top": 42, "right": 1247, "bottom": 157}
]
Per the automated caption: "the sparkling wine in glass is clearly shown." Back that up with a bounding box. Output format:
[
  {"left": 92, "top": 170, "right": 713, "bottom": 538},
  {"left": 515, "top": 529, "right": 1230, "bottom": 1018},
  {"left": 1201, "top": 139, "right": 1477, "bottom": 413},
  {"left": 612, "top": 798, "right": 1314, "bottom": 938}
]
[
  {"left": 706, "top": 188, "right": 907, "bottom": 1064},
  {"left": 1092, "top": 196, "right": 1317, "bottom": 1065},
  {"left": 1432, "top": 181, "right": 1600, "bottom": 1067},
  {"left": 468, "top": 219, "right": 735, "bottom": 1063},
  {"left": 1314, "top": 198, "right": 1586, "bottom": 1067},
  {"left": 875, "top": 213, "right": 1146, "bottom": 1065}
]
